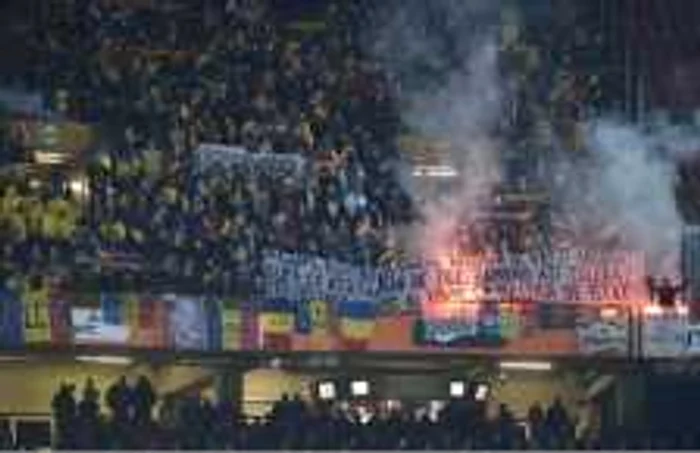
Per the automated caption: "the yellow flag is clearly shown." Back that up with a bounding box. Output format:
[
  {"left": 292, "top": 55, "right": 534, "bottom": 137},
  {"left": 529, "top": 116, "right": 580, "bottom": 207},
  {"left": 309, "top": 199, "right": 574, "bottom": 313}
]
[
  {"left": 340, "top": 318, "right": 375, "bottom": 340},
  {"left": 261, "top": 312, "right": 294, "bottom": 335},
  {"left": 125, "top": 294, "right": 140, "bottom": 342},
  {"left": 23, "top": 282, "right": 51, "bottom": 344},
  {"left": 308, "top": 300, "right": 330, "bottom": 335},
  {"left": 222, "top": 309, "right": 242, "bottom": 350}
]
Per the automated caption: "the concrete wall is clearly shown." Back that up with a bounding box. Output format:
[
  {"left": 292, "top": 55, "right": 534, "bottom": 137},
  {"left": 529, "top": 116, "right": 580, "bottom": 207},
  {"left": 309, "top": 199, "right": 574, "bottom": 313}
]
[
  {"left": 242, "top": 368, "right": 315, "bottom": 416},
  {"left": 492, "top": 370, "right": 583, "bottom": 418}
]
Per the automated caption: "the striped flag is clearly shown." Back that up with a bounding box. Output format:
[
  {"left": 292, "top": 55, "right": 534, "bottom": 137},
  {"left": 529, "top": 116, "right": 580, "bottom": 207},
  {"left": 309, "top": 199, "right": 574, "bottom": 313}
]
[
  {"left": 259, "top": 299, "right": 295, "bottom": 351},
  {"left": 338, "top": 300, "right": 376, "bottom": 351}
]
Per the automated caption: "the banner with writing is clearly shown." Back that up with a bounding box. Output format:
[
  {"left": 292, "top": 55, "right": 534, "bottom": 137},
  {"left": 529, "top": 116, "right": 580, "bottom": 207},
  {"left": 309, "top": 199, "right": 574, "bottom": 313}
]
[
  {"left": 195, "top": 143, "right": 307, "bottom": 177},
  {"left": 641, "top": 311, "right": 689, "bottom": 358},
  {"left": 576, "top": 314, "right": 630, "bottom": 356},
  {"left": 262, "top": 249, "right": 645, "bottom": 305}
]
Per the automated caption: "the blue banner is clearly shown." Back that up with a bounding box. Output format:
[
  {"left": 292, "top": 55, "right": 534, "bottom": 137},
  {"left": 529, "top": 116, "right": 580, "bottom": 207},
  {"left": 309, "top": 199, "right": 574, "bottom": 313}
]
[
  {"left": 100, "top": 293, "right": 124, "bottom": 325},
  {"left": 261, "top": 298, "right": 296, "bottom": 313},
  {"left": 295, "top": 300, "right": 312, "bottom": 334},
  {"left": 168, "top": 296, "right": 208, "bottom": 350},
  {"left": 337, "top": 300, "right": 375, "bottom": 319},
  {"left": 0, "top": 287, "right": 23, "bottom": 347},
  {"left": 205, "top": 298, "right": 223, "bottom": 351}
]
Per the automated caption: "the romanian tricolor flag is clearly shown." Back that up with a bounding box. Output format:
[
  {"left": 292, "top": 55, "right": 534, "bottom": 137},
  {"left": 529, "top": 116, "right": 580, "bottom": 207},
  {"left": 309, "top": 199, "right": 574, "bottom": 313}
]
[
  {"left": 337, "top": 300, "right": 376, "bottom": 351},
  {"left": 21, "top": 277, "right": 51, "bottom": 345},
  {"left": 259, "top": 299, "right": 295, "bottom": 351}
]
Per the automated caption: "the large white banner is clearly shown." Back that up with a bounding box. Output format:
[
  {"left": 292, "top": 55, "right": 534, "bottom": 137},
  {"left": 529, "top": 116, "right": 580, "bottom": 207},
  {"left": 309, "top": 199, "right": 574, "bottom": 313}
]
[
  {"left": 262, "top": 249, "right": 646, "bottom": 303},
  {"left": 195, "top": 143, "right": 306, "bottom": 176},
  {"left": 639, "top": 310, "right": 700, "bottom": 358},
  {"left": 71, "top": 308, "right": 130, "bottom": 344},
  {"left": 576, "top": 318, "right": 629, "bottom": 356}
]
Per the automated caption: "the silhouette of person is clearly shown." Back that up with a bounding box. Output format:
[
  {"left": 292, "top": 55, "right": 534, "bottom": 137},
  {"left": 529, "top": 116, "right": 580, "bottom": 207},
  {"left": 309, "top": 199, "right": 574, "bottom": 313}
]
[
  {"left": 647, "top": 277, "right": 686, "bottom": 308},
  {"left": 52, "top": 383, "right": 77, "bottom": 449}
]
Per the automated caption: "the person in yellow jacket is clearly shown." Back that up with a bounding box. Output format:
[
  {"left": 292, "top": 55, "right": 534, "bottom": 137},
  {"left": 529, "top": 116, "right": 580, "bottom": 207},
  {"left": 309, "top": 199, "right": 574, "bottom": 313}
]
[
  {"left": 25, "top": 198, "right": 42, "bottom": 236},
  {"left": 21, "top": 275, "right": 51, "bottom": 343},
  {"left": 0, "top": 185, "right": 19, "bottom": 218},
  {"left": 44, "top": 196, "right": 79, "bottom": 241},
  {"left": 0, "top": 186, "right": 25, "bottom": 239}
]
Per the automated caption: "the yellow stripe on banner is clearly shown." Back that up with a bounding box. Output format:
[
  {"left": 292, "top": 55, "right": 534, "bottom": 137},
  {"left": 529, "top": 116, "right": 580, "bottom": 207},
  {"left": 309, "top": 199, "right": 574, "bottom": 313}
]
[
  {"left": 23, "top": 287, "right": 51, "bottom": 344},
  {"left": 309, "top": 300, "right": 330, "bottom": 335},
  {"left": 340, "top": 319, "right": 375, "bottom": 340},
  {"left": 125, "top": 294, "right": 140, "bottom": 343},
  {"left": 222, "top": 309, "right": 242, "bottom": 350},
  {"left": 261, "top": 313, "right": 294, "bottom": 335}
]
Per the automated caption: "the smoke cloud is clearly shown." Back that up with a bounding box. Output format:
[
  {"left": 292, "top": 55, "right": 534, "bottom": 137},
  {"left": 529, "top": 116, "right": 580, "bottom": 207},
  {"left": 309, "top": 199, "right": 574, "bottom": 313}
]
[
  {"left": 559, "top": 120, "right": 700, "bottom": 276},
  {"left": 372, "top": 0, "right": 700, "bottom": 277},
  {"left": 371, "top": 0, "right": 507, "bottom": 260}
]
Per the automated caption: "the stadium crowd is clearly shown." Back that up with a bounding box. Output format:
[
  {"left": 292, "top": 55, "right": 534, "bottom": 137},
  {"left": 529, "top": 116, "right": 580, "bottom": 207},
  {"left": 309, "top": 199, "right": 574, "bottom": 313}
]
[
  {"left": 0, "top": 0, "right": 414, "bottom": 291},
  {"left": 0, "top": 0, "right": 608, "bottom": 290},
  {"left": 41, "top": 377, "right": 585, "bottom": 450},
  {"left": 15, "top": 375, "right": 690, "bottom": 450},
  {"left": 0, "top": 1, "right": 700, "bottom": 450}
]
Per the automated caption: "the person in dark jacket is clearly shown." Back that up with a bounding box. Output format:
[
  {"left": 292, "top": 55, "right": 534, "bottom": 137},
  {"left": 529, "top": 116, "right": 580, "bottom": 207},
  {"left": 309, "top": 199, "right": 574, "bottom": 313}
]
[
  {"left": 133, "top": 375, "right": 156, "bottom": 426},
  {"left": 51, "top": 383, "right": 77, "bottom": 449}
]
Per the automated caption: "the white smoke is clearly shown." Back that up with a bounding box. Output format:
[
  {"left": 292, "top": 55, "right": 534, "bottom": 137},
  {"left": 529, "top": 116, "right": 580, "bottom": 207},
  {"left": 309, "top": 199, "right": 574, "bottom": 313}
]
[
  {"left": 410, "top": 38, "right": 505, "bottom": 259},
  {"left": 372, "top": 0, "right": 507, "bottom": 260},
  {"left": 372, "top": 0, "right": 700, "bottom": 279},
  {"left": 563, "top": 120, "right": 700, "bottom": 276}
]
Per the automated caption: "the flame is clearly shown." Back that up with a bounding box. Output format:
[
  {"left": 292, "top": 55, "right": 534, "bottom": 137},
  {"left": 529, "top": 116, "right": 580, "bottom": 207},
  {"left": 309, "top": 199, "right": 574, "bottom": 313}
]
[
  {"left": 600, "top": 307, "right": 620, "bottom": 319},
  {"left": 420, "top": 244, "right": 651, "bottom": 320},
  {"left": 643, "top": 304, "right": 689, "bottom": 317},
  {"left": 421, "top": 248, "right": 492, "bottom": 319}
]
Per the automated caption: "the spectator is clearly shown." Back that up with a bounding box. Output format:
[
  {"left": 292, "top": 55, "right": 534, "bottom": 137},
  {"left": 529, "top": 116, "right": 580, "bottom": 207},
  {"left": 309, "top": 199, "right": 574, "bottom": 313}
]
[
  {"left": 50, "top": 376, "right": 601, "bottom": 450},
  {"left": 106, "top": 375, "right": 131, "bottom": 425},
  {"left": 51, "top": 383, "right": 77, "bottom": 449},
  {"left": 132, "top": 375, "right": 156, "bottom": 426},
  {"left": 76, "top": 378, "right": 101, "bottom": 448}
]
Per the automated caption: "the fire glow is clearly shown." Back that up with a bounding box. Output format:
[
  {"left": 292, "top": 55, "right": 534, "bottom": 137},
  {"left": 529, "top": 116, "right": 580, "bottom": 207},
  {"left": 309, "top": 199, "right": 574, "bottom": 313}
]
[{"left": 420, "top": 248, "right": 649, "bottom": 320}]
